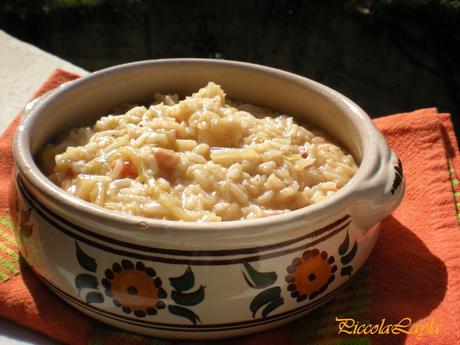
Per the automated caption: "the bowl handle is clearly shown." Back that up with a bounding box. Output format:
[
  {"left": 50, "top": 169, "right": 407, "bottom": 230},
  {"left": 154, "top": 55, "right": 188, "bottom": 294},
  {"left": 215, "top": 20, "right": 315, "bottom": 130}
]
[
  {"left": 352, "top": 135, "right": 405, "bottom": 232},
  {"left": 20, "top": 81, "right": 75, "bottom": 122}
]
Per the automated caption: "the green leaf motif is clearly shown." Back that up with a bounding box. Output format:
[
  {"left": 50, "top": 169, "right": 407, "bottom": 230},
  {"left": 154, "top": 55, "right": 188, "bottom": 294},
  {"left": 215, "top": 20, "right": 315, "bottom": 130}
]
[
  {"left": 339, "top": 231, "right": 350, "bottom": 256},
  {"left": 171, "top": 285, "right": 205, "bottom": 306},
  {"left": 75, "top": 242, "right": 97, "bottom": 272},
  {"left": 168, "top": 305, "right": 200, "bottom": 324},
  {"left": 86, "top": 291, "right": 104, "bottom": 304},
  {"left": 75, "top": 273, "right": 98, "bottom": 292},
  {"left": 261, "top": 296, "right": 284, "bottom": 318},
  {"left": 169, "top": 266, "right": 194, "bottom": 292},
  {"left": 341, "top": 241, "right": 358, "bottom": 265},
  {"left": 242, "top": 262, "right": 277, "bottom": 289},
  {"left": 341, "top": 266, "right": 353, "bottom": 277},
  {"left": 250, "top": 286, "right": 282, "bottom": 318}
]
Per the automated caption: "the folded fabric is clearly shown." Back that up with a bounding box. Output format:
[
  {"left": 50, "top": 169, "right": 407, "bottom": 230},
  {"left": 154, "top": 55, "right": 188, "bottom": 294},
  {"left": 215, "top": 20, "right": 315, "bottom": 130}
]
[{"left": 0, "top": 70, "right": 458, "bottom": 345}]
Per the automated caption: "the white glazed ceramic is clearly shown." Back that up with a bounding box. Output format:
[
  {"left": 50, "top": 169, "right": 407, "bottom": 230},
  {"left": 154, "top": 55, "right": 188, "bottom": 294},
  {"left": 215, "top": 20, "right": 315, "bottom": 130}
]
[{"left": 10, "top": 59, "right": 404, "bottom": 340}]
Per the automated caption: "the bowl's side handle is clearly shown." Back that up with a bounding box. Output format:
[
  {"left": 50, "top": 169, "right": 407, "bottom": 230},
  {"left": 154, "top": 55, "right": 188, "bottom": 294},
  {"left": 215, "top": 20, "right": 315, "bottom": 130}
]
[
  {"left": 20, "top": 81, "right": 76, "bottom": 123},
  {"left": 351, "top": 135, "right": 405, "bottom": 232}
]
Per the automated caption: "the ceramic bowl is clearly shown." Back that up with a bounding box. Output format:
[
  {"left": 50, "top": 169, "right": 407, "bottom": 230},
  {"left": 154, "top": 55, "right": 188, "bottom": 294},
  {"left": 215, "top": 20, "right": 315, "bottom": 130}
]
[{"left": 10, "top": 59, "right": 404, "bottom": 340}]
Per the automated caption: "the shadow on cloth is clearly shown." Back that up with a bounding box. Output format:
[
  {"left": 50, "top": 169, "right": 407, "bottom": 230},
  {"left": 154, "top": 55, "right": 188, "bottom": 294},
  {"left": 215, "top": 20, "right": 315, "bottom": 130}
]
[
  {"left": 18, "top": 256, "right": 96, "bottom": 344},
  {"left": 368, "top": 215, "right": 448, "bottom": 345}
]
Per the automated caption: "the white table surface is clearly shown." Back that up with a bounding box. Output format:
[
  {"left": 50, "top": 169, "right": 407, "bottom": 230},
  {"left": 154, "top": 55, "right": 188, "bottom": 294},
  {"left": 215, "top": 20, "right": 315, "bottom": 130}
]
[
  {"left": 0, "top": 30, "right": 88, "bottom": 345},
  {"left": 0, "top": 30, "right": 88, "bottom": 134}
]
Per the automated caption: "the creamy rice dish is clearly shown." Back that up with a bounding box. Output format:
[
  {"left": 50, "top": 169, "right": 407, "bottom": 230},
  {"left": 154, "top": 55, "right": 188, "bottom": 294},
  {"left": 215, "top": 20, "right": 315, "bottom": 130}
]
[{"left": 40, "top": 82, "right": 357, "bottom": 222}]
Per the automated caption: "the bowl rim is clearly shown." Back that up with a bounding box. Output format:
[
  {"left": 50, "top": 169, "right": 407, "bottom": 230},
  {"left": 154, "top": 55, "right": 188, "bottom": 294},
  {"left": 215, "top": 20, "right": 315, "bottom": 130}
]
[{"left": 13, "top": 58, "right": 382, "bottom": 233}]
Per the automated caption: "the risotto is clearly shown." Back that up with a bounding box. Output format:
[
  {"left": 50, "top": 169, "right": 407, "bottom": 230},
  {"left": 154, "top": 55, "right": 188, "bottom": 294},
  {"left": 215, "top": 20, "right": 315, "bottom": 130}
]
[{"left": 39, "top": 82, "right": 358, "bottom": 222}]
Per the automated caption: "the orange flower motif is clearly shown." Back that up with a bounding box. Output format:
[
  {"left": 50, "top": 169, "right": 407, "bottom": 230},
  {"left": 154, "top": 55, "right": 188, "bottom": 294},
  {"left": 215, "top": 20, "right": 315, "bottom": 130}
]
[
  {"left": 8, "top": 180, "right": 20, "bottom": 227},
  {"left": 102, "top": 260, "right": 166, "bottom": 317},
  {"left": 285, "top": 249, "right": 337, "bottom": 302},
  {"left": 19, "top": 208, "right": 35, "bottom": 238}
]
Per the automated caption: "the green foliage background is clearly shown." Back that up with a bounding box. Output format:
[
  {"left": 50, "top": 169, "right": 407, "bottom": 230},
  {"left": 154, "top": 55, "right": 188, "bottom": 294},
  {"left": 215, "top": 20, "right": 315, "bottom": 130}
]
[
  {"left": 1, "top": 0, "right": 458, "bottom": 126},
  {"left": 1, "top": 0, "right": 460, "bottom": 16}
]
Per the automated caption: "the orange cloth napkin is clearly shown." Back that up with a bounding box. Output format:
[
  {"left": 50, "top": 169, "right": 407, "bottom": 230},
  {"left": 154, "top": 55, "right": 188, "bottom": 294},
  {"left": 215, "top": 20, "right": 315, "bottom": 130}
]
[{"left": 0, "top": 70, "right": 459, "bottom": 345}]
